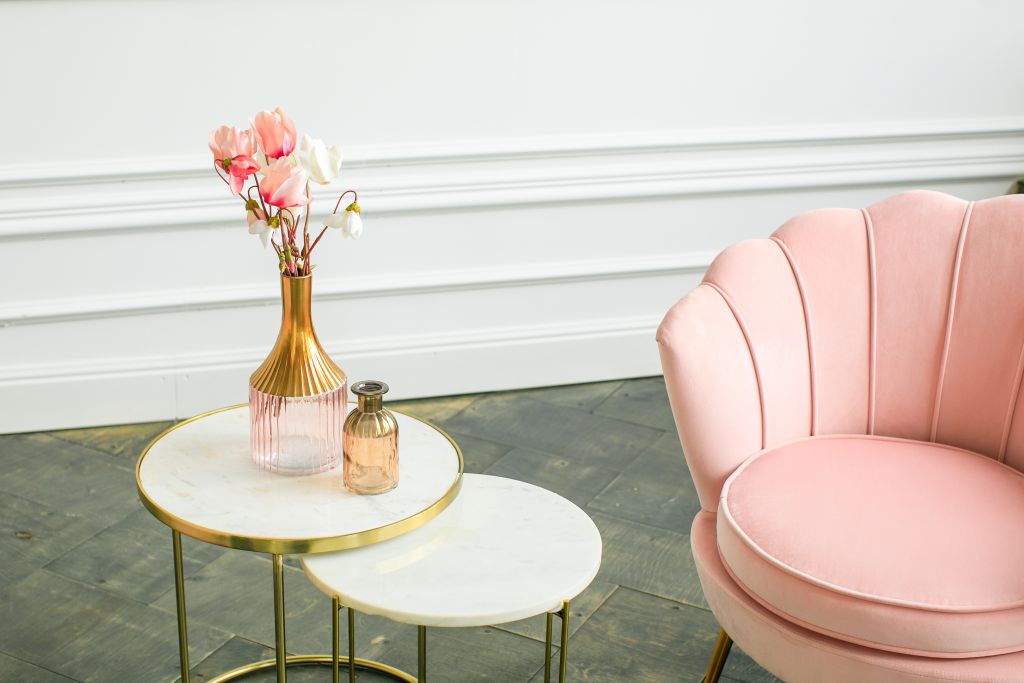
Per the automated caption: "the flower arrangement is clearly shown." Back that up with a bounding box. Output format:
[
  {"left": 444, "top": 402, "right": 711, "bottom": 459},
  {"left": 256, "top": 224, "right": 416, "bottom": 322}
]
[{"left": 208, "top": 107, "right": 362, "bottom": 276}]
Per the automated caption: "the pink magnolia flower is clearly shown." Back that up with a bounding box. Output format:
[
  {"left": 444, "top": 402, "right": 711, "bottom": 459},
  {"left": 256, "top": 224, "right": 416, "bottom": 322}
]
[
  {"left": 224, "top": 155, "right": 259, "bottom": 194},
  {"left": 259, "top": 157, "right": 311, "bottom": 209},
  {"left": 209, "top": 126, "right": 259, "bottom": 194},
  {"left": 208, "top": 125, "right": 257, "bottom": 162},
  {"left": 253, "top": 107, "right": 297, "bottom": 159}
]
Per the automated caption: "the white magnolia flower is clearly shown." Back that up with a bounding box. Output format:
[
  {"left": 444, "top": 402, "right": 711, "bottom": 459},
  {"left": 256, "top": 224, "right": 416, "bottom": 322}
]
[
  {"left": 248, "top": 218, "right": 272, "bottom": 248},
  {"left": 342, "top": 209, "right": 363, "bottom": 239},
  {"left": 296, "top": 134, "right": 343, "bottom": 185},
  {"left": 246, "top": 201, "right": 274, "bottom": 248},
  {"left": 325, "top": 202, "right": 363, "bottom": 239}
]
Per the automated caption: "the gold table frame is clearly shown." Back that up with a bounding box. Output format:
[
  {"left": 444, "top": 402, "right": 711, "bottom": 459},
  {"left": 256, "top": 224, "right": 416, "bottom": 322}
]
[
  {"left": 136, "top": 405, "right": 465, "bottom": 683},
  {"left": 322, "top": 596, "right": 571, "bottom": 683}
]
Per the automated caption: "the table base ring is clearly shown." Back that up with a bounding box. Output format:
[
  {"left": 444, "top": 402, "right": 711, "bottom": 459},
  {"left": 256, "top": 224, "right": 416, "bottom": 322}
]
[{"left": 203, "top": 655, "right": 416, "bottom": 683}]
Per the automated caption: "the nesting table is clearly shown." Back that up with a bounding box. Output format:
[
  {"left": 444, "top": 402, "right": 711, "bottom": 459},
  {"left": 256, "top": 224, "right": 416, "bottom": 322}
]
[
  {"left": 136, "top": 404, "right": 463, "bottom": 682},
  {"left": 137, "top": 403, "right": 602, "bottom": 682},
  {"left": 303, "top": 473, "right": 602, "bottom": 682}
]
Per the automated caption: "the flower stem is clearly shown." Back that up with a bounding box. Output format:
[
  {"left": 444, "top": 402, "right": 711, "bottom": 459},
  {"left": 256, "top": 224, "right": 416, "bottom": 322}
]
[
  {"left": 308, "top": 225, "right": 330, "bottom": 255},
  {"left": 213, "top": 161, "right": 230, "bottom": 187},
  {"left": 252, "top": 176, "right": 271, "bottom": 225},
  {"left": 305, "top": 189, "right": 359, "bottom": 262},
  {"left": 332, "top": 189, "right": 357, "bottom": 214},
  {"left": 301, "top": 182, "right": 312, "bottom": 275}
]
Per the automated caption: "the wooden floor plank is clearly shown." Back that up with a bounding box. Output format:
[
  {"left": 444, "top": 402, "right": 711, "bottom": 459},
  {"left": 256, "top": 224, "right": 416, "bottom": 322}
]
[
  {"left": 592, "top": 377, "right": 678, "bottom": 432},
  {"left": 0, "top": 652, "right": 76, "bottom": 683},
  {"left": 47, "top": 420, "right": 174, "bottom": 471},
  {"left": 589, "top": 511, "right": 707, "bottom": 608},
  {"left": 485, "top": 447, "right": 619, "bottom": 508},
  {"left": 588, "top": 431, "right": 702, "bottom": 533},
  {"left": 441, "top": 395, "right": 661, "bottom": 471},
  {"left": 45, "top": 508, "right": 224, "bottom": 604}
]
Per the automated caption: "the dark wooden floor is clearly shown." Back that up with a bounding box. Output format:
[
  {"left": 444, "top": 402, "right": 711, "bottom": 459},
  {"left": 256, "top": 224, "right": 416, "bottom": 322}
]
[{"left": 0, "top": 378, "right": 780, "bottom": 682}]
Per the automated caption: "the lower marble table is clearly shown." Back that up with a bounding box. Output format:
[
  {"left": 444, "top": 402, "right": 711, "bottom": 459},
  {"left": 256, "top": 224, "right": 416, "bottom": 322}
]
[
  {"left": 302, "top": 473, "right": 603, "bottom": 683},
  {"left": 135, "top": 404, "right": 463, "bottom": 683}
]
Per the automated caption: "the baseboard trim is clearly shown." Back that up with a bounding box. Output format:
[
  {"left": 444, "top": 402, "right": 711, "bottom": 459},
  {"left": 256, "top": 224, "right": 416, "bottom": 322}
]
[{"left": 0, "top": 315, "right": 663, "bottom": 433}]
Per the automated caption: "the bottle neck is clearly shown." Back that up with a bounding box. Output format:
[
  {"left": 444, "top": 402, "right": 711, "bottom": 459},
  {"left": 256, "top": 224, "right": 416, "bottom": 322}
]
[{"left": 358, "top": 394, "right": 384, "bottom": 412}]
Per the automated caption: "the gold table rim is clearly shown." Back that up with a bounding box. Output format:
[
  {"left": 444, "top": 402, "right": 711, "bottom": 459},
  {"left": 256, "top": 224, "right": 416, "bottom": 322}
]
[{"left": 135, "top": 403, "right": 464, "bottom": 554}]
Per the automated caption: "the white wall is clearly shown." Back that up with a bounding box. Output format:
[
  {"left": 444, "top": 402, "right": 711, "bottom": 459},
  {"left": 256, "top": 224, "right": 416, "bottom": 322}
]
[{"left": 2, "top": 0, "right": 1023, "bottom": 432}]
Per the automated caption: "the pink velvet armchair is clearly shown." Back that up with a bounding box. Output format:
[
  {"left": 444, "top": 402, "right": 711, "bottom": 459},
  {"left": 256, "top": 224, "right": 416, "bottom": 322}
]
[{"left": 658, "top": 191, "right": 1024, "bottom": 682}]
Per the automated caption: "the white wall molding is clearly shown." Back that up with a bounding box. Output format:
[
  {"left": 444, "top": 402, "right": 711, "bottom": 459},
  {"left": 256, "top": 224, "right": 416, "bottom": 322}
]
[
  {"left": 0, "top": 314, "right": 661, "bottom": 384},
  {"left": 3, "top": 118, "right": 1024, "bottom": 240},
  {"left": 0, "top": 252, "right": 715, "bottom": 327},
  {"left": 8, "top": 117, "right": 1024, "bottom": 187}
]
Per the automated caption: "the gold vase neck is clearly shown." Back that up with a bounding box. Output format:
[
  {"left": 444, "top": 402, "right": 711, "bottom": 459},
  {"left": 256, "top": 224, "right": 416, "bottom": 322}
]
[
  {"left": 249, "top": 275, "right": 347, "bottom": 397},
  {"left": 281, "top": 275, "right": 314, "bottom": 334}
]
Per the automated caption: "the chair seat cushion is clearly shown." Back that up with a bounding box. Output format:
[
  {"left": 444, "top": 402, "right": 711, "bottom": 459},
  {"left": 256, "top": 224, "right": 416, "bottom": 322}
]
[{"left": 717, "top": 435, "right": 1024, "bottom": 658}]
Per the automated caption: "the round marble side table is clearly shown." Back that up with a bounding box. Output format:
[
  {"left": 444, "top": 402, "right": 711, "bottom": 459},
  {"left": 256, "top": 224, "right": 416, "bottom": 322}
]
[
  {"left": 301, "top": 473, "right": 603, "bottom": 683},
  {"left": 136, "top": 404, "right": 463, "bottom": 683}
]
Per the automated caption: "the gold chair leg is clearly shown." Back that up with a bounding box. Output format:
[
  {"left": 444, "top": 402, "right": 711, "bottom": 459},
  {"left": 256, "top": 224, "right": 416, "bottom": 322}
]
[
  {"left": 172, "top": 531, "right": 191, "bottom": 683},
  {"left": 702, "top": 628, "right": 733, "bottom": 683},
  {"left": 272, "top": 554, "right": 287, "bottom": 683}
]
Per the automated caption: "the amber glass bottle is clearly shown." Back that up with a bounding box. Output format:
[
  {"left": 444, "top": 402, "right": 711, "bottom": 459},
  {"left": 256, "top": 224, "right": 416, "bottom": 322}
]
[{"left": 343, "top": 381, "right": 399, "bottom": 494}]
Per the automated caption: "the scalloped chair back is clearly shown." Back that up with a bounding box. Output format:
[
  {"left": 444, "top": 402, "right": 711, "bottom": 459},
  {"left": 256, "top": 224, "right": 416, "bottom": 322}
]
[{"left": 658, "top": 190, "right": 1024, "bottom": 511}]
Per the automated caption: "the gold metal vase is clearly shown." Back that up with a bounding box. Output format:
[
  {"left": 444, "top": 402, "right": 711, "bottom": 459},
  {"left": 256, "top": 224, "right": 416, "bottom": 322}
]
[{"left": 249, "top": 274, "right": 347, "bottom": 475}]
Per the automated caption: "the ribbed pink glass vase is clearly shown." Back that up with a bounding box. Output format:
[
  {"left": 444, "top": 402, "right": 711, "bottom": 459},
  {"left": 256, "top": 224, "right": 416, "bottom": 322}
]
[{"left": 249, "top": 274, "right": 347, "bottom": 475}]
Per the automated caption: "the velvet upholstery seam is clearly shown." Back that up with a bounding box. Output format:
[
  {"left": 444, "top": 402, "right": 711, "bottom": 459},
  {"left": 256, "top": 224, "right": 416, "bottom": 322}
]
[
  {"left": 704, "top": 280, "right": 767, "bottom": 450},
  {"left": 931, "top": 202, "right": 973, "bottom": 442},
  {"left": 716, "top": 543, "right": 1024, "bottom": 659},
  {"left": 770, "top": 236, "right": 817, "bottom": 437},
  {"left": 862, "top": 208, "right": 877, "bottom": 435}
]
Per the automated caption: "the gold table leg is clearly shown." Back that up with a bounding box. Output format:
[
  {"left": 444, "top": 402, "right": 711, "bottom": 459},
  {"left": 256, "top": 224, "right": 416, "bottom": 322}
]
[
  {"left": 558, "top": 601, "right": 570, "bottom": 683},
  {"left": 348, "top": 608, "right": 356, "bottom": 683},
  {"left": 332, "top": 597, "right": 340, "bottom": 683},
  {"left": 544, "top": 613, "right": 553, "bottom": 682},
  {"left": 544, "top": 601, "right": 571, "bottom": 683},
  {"left": 702, "top": 628, "right": 733, "bottom": 683},
  {"left": 418, "top": 625, "right": 427, "bottom": 682},
  {"left": 272, "top": 554, "right": 287, "bottom": 683},
  {"left": 172, "top": 531, "right": 190, "bottom": 683},
  {"left": 331, "top": 599, "right": 358, "bottom": 683},
  {"left": 168, "top": 541, "right": 415, "bottom": 683}
]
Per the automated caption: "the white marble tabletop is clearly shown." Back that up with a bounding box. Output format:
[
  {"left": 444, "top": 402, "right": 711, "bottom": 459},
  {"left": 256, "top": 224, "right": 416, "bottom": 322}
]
[
  {"left": 300, "top": 473, "right": 603, "bottom": 627},
  {"left": 136, "top": 405, "right": 462, "bottom": 553}
]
